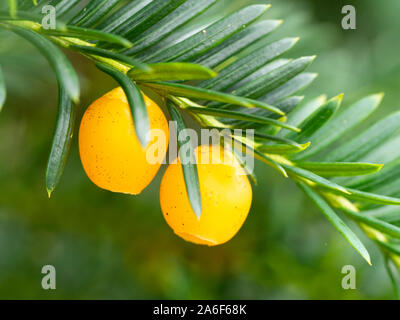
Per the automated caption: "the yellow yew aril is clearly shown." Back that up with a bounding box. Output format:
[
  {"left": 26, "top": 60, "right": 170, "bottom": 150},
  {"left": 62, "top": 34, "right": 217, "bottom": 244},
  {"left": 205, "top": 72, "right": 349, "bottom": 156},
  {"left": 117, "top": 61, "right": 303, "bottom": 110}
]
[
  {"left": 160, "top": 145, "right": 252, "bottom": 246},
  {"left": 79, "top": 87, "right": 169, "bottom": 195}
]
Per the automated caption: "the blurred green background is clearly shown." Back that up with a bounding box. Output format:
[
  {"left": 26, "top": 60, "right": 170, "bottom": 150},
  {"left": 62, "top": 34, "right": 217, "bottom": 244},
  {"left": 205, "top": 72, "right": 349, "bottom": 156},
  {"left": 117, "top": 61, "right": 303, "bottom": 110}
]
[{"left": 1, "top": 0, "right": 400, "bottom": 299}]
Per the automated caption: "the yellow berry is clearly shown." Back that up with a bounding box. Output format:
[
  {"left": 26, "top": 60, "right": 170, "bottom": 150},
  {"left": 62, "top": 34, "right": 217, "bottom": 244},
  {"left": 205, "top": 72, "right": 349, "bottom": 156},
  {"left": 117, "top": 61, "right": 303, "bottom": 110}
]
[
  {"left": 160, "top": 145, "right": 252, "bottom": 246},
  {"left": 79, "top": 87, "right": 169, "bottom": 195}
]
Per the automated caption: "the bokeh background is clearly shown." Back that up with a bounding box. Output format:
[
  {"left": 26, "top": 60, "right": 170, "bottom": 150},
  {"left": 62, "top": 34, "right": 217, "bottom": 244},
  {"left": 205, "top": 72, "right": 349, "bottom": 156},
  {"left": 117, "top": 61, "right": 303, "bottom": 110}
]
[{"left": 1, "top": 0, "right": 400, "bottom": 299}]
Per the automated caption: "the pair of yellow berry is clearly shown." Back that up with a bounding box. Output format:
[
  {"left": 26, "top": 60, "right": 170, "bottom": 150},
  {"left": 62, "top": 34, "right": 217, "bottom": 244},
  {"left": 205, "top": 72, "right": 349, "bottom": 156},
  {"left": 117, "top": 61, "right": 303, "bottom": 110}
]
[{"left": 79, "top": 87, "right": 252, "bottom": 246}]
